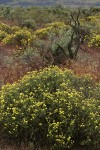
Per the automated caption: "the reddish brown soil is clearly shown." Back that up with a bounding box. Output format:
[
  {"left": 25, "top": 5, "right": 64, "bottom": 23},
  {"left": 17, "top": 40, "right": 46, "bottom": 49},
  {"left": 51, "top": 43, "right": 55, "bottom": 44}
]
[{"left": 0, "top": 44, "right": 100, "bottom": 87}]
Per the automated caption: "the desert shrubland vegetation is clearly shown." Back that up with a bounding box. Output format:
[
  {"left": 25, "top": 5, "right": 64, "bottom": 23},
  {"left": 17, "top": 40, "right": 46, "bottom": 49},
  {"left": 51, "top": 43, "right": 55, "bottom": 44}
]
[{"left": 0, "top": 5, "right": 100, "bottom": 150}]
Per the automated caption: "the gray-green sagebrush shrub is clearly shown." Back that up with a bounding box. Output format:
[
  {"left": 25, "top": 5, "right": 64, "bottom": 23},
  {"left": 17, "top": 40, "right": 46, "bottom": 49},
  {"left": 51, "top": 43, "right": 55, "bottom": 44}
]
[{"left": 0, "top": 66, "right": 100, "bottom": 150}]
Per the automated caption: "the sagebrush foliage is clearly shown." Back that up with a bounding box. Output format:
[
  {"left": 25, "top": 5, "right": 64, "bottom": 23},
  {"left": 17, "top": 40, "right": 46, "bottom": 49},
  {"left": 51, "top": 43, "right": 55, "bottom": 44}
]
[{"left": 0, "top": 66, "right": 100, "bottom": 150}]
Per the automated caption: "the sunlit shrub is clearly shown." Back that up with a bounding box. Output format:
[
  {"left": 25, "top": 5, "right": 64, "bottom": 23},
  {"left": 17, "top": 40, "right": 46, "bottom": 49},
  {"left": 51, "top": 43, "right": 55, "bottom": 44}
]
[
  {"left": 2, "top": 29, "right": 33, "bottom": 46},
  {"left": 87, "top": 15, "right": 100, "bottom": 34},
  {"left": 35, "top": 27, "right": 52, "bottom": 39},
  {"left": 0, "top": 66, "right": 99, "bottom": 150},
  {"left": 0, "top": 22, "right": 12, "bottom": 34},
  {"left": 35, "top": 22, "right": 67, "bottom": 40},
  {"left": 0, "top": 30, "right": 7, "bottom": 41},
  {"left": 88, "top": 34, "right": 100, "bottom": 47},
  {"left": 2, "top": 34, "right": 15, "bottom": 45},
  {"left": 11, "top": 26, "right": 21, "bottom": 33},
  {"left": 14, "top": 30, "right": 32, "bottom": 45},
  {"left": 46, "top": 21, "right": 66, "bottom": 29}
]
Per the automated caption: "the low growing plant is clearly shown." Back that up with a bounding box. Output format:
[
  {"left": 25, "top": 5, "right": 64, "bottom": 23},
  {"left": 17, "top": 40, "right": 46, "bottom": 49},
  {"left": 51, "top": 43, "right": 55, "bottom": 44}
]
[
  {"left": 0, "top": 30, "right": 7, "bottom": 41},
  {"left": 2, "top": 29, "right": 33, "bottom": 46}
]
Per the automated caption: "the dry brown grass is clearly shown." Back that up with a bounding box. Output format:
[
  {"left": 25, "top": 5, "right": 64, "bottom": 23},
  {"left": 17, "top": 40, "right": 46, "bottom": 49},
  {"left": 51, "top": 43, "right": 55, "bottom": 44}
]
[
  {"left": 0, "top": 44, "right": 100, "bottom": 87},
  {"left": 63, "top": 44, "right": 100, "bottom": 82}
]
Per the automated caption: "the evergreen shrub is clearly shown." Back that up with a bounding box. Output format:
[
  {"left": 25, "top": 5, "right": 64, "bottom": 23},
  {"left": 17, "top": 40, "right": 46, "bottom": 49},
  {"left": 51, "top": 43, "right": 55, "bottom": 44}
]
[
  {"left": 0, "top": 66, "right": 99, "bottom": 150},
  {"left": 2, "top": 29, "right": 33, "bottom": 46}
]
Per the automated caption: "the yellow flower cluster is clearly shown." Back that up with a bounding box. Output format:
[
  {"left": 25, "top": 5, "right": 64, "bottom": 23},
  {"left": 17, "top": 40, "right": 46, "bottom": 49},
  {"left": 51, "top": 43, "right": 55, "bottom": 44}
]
[{"left": 0, "top": 66, "right": 99, "bottom": 149}]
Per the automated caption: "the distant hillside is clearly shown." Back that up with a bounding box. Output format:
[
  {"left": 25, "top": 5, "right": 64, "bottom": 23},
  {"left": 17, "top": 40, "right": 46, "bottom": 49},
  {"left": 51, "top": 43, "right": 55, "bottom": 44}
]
[{"left": 0, "top": 0, "right": 100, "bottom": 7}]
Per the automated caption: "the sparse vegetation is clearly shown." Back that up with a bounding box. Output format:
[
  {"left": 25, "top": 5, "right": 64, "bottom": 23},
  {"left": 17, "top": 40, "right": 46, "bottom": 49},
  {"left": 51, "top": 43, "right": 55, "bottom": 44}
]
[{"left": 0, "top": 5, "right": 100, "bottom": 150}]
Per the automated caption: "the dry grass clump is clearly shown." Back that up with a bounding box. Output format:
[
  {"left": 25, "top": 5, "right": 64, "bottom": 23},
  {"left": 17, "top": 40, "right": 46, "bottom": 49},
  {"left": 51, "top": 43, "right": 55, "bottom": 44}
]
[{"left": 0, "top": 44, "right": 100, "bottom": 86}]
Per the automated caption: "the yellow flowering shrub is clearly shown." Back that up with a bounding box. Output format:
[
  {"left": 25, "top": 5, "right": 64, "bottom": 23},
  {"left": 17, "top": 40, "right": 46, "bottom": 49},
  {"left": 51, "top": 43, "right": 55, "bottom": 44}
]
[
  {"left": 35, "top": 22, "right": 67, "bottom": 39},
  {"left": 87, "top": 15, "right": 100, "bottom": 34},
  {"left": 2, "top": 34, "right": 15, "bottom": 45},
  {"left": 0, "top": 30, "right": 8, "bottom": 41},
  {"left": 35, "top": 27, "right": 52, "bottom": 39},
  {"left": 2, "top": 29, "right": 33, "bottom": 46},
  {"left": 0, "top": 22, "right": 12, "bottom": 34},
  {"left": 46, "top": 21, "right": 67, "bottom": 31},
  {"left": 88, "top": 34, "right": 100, "bottom": 47},
  {"left": 0, "top": 66, "right": 99, "bottom": 149},
  {"left": 11, "top": 26, "right": 21, "bottom": 33}
]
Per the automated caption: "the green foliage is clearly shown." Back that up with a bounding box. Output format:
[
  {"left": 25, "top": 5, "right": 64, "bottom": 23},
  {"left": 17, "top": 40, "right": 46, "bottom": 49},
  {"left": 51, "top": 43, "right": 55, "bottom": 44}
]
[
  {"left": 17, "top": 47, "right": 42, "bottom": 69},
  {"left": 88, "top": 34, "right": 100, "bottom": 47},
  {"left": 22, "top": 19, "right": 36, "bottom": 30},
  {"left": 86, "top": 15, "right": 100, "bottom": 35},
  {"left": 0, "top": 22, "right": 12, "bottom": 34},
  {"left": 2, "top": 34, "right": 15, "bottom": 45},
  {"left": 0, "top": 66, "right": 99, "bottom": 150},
  {"left": 2, "top": 29, "right": 33, "bottom": 46},
  {"left": 35, "top": 27, "right": 52, "bottom": 39},
  {"left": 35, "top": 21, "right": 66, "bottom": 39},
  {"left": 49, "top": 28, "right": 78, "bottom": 63},
  {"left": 46, "top": 21, "right": 67, "bottom": 31},
  {"left": 0, "top": 6, "right": 100, "bottom": 149},
  {"left": 0, "top": 30, "right": 7, "bottom": 41},
  {"left": 0, "top": 6, "right": 12, "bottom": 19},
  {"left": 11, "top": 26, "right": 21, "bottom": 33},
  {"left": 14, "top": 29, "right": 32, "bottom": 46}
]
